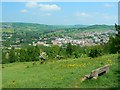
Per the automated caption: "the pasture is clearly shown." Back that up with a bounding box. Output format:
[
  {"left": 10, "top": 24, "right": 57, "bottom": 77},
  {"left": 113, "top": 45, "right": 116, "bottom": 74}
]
[{"left": 2, "top": 54, "right": 119, "bottom": 88}]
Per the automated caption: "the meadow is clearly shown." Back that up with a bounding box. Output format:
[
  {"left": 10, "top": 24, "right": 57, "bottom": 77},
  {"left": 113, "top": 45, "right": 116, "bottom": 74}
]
[{"left": 2, "top": 54, "right": 119, "bottom": 88}]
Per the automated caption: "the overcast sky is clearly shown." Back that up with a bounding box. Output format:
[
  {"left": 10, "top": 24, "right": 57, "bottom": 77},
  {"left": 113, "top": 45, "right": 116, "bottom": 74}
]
[{"left": 2, "top": 2, "right": 118, "bottom": 25}]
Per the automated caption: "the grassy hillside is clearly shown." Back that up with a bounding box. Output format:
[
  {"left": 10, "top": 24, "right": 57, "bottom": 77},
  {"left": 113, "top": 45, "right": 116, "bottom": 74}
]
[
  {"left": 2, "top": 22, "right": 115, "bottom": 40},
  {"left": 85, "top": 25, "right": 115, "bottom": 31},
  {"left": 2, "top": 22, "right": 114, "bottom": 33},
  {"left": 2, "top": 54, "right": 119, "bottom": 88}
]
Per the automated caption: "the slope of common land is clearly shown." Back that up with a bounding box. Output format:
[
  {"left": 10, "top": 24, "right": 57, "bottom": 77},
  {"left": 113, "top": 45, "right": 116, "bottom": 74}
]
[{"left": 2, "top": 54, "right": 119, "bottom": 88}]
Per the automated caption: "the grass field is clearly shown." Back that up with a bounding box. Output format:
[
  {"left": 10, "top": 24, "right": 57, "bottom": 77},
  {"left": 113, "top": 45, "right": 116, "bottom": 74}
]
[{"left": 2, "top": 54, "right": 119, "bottom": 88}]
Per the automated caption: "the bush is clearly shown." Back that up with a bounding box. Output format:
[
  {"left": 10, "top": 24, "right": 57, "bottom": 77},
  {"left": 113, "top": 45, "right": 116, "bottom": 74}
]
[
  {"left": 72, "top": 51, "right": 81, "bottom": 58},
  {"left": 88, "top": 48, "right": 103, "bottom": 58}
]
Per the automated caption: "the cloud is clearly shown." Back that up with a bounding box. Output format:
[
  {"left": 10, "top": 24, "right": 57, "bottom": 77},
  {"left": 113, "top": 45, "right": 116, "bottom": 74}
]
[
  {"left": 20, "top": 9, "right": 28, "bottom": 13},
  {"left": 26, "top": 2, "right": 38, "bottom": 8},
  {"left": 74, "top": 11, "right": 117, "bottom": 25},
  {"left": 39, "top": 4, "right": 61, "bottom": 11},
  {"left": 104, "top": 3, "right": 115, "bottom": 8},
  {"left": 26, "top": 2, "right": 61, "bottom": 11},
  {"left": 75, "top": 12, "right": 91, "bottom": 17}
]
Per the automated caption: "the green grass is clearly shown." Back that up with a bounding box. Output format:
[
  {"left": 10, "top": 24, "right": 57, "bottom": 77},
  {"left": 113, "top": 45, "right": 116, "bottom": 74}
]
[
  {"left": 2, "top": 29, "right": 14, "bottom": 33},
  {"left": 0, "top": 64, "right": 2, "bottom": 89},
  {"left": 2, "top": 54, "right": 119, "bottom": 88}
]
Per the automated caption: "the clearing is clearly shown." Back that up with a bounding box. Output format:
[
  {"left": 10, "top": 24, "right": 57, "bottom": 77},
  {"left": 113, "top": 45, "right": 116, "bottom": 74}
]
[{"left": 2, "top": 54, "right": 119, "bottom": 88}]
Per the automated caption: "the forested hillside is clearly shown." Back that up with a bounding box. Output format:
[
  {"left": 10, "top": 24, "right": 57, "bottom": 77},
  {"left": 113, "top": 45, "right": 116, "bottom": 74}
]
[{"left": 1, "top": 22, "right": 115, "bottom": 47}]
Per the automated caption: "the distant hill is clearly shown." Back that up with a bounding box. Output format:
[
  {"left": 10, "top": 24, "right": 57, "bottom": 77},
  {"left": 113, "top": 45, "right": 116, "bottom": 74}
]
[
  {"left": 1, "top": 22, "right": 115, "bottom": 33},
  {"left": 1, "top": 22, "right": 116, "bottom": 47}
]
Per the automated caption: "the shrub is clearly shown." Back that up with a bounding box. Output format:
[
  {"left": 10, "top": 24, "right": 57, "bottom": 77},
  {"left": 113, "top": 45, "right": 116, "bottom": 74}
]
[
  {"left": 72, "top": 51, "right": 81, "bottom": 58},
  {"left": 88, "top": 48, "right": 103, "bottom": 58}
]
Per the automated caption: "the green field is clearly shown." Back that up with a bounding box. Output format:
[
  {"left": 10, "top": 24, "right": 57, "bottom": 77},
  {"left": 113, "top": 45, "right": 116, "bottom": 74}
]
[{"left": 2, "top": 54, "right": 119, "bottom": 88}]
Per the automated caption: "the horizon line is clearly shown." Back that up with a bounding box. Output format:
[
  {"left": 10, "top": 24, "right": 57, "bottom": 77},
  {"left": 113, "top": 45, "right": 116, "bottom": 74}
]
[{"left": 1, "top": 21, "right": 115, "bottom": 26}]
